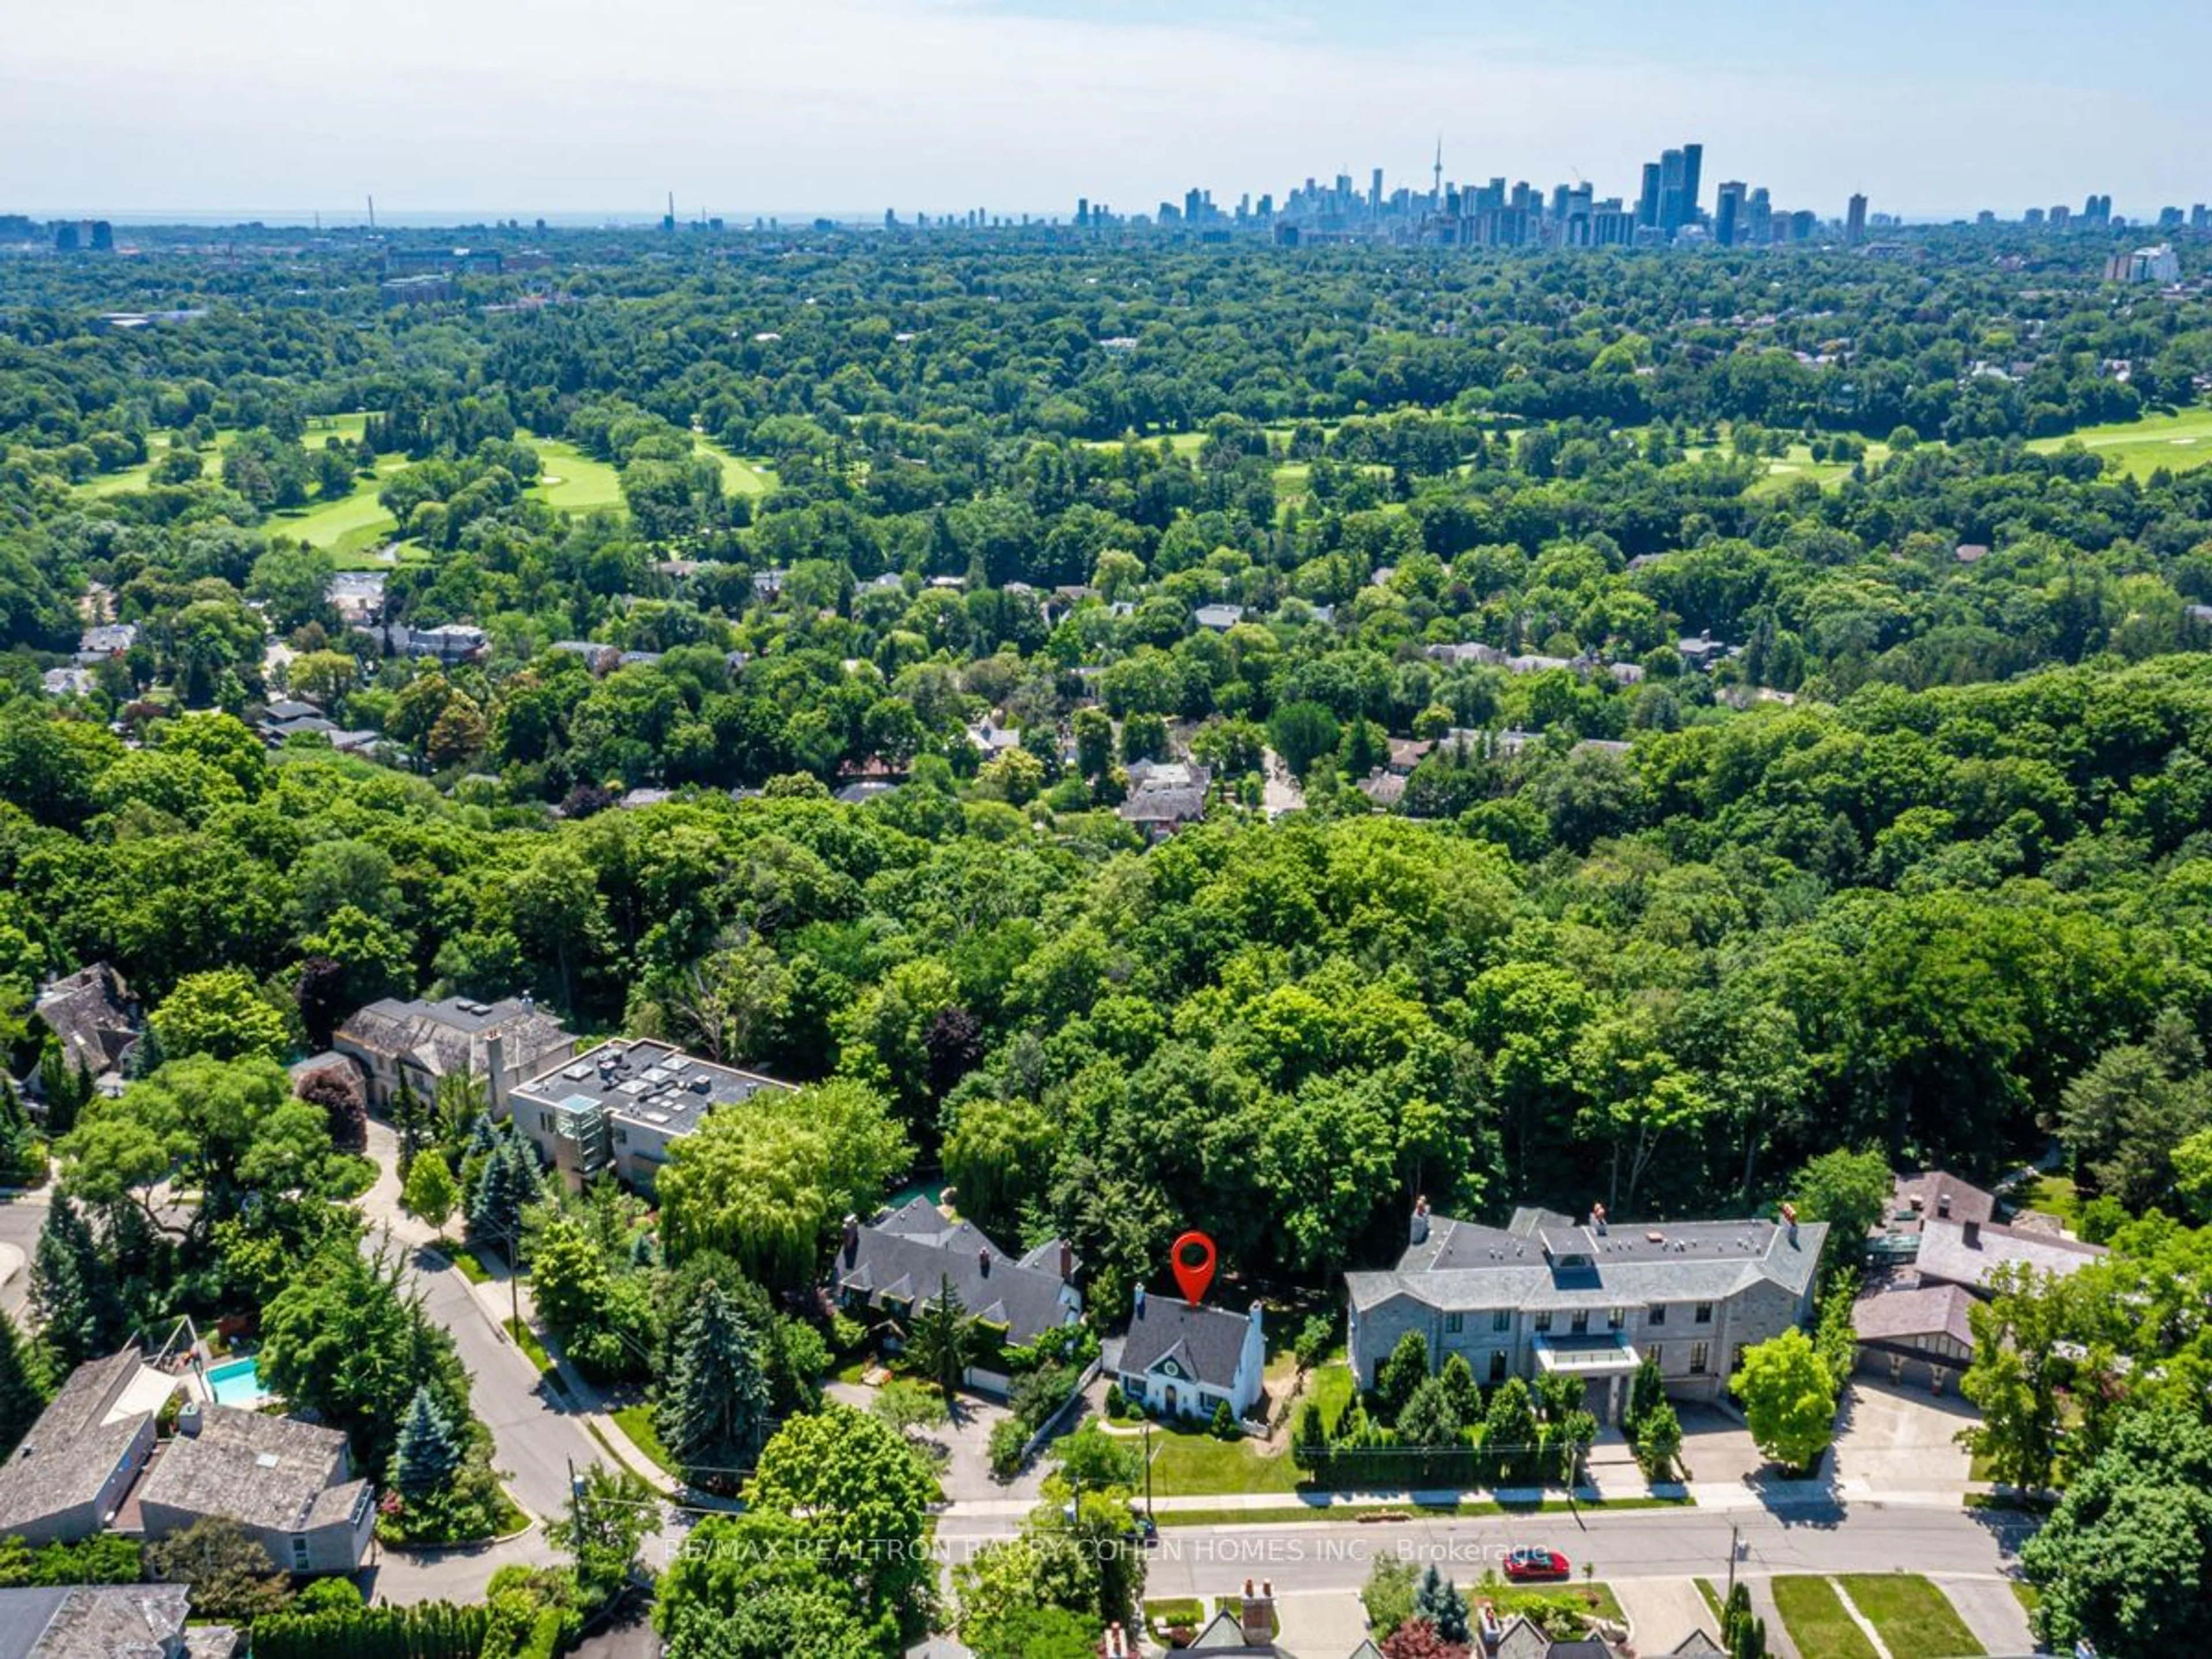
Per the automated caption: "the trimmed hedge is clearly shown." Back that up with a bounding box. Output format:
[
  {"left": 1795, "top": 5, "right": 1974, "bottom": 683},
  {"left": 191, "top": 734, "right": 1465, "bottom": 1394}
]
[{"left": 250, "top": 1601, "right": 491, "bottom": 1659}]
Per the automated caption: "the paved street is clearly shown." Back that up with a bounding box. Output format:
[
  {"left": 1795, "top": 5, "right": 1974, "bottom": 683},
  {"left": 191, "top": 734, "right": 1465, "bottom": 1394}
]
[
  {"left": 931, "top": 1500, "right": 2036, "bottom": 1600},
  {"left": 0, "top": 1190, "right": 50, "bottom": 1320}
]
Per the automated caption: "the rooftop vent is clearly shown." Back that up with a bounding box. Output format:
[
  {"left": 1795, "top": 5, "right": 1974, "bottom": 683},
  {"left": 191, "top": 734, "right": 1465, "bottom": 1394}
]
[{"left": 255, "top": 1453, "right": 281, "bottom": 1469}]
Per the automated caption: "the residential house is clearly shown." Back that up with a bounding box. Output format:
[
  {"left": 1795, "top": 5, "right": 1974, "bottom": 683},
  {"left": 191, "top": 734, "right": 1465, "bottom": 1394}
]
[
  {"left": 1118, "top": 1581, "right": 1384, "bottom": 1657},
  {"left": 967, "top": 716, "right": 1022, "bottom": 757},
  {"left": 1114, "top": 1287, "right": 1265, "bottom": 1425},
  {"left": 135, "top": 1402, "right": 373, "bottom": 1575},
  {"left": 258, "top": 699, "right": 336, "bottom": 745},
  {"left": 1425, "top": 642, "right": 1508, "bottom": 668},
  {"left": 0, "top": 1584, "right": 236, "bottom": 1659},
  {"left": 359, "top": 622, "right": 486, "bottom": 663},
  {"left": 833, "top": 1200, "right": 1082, "bottom": 1395},
  {"left": 31, "top": 965, "right": 140, "bottom": 1096},
  {"left": 1484, "top": 1609, "right": 1614, "bottom": 1659},
  {"left": 1117, "top": 760, "right": 1212, "bottom": 842},
  {"left": 331, "top": 994, "right": 574, "bottom": 1114},
  {"left": 1850, "top": 1169, "right": 2106, "bottom": 1392},
  {"left": 833, "top": 780, "right": 902, "bottom": 806},
  {"left": 38, "top": 670, "right": 94, "bottom": 699},
  {"left": 1193, "top": 603, "right": 1245, "bottom": 632},
  {"left": 0, "top": 1351, "right": 163, "bottom": 1547},
  {"left": 73, "top": 623, "right": 137, "bottom": 664},
  {"left": 506, "top": 1037, "right": 797, "bottom": 1194},
  {"left": 751, "top": 568, "right": 787, "bottom": 600},
  {"left": 549, "top": 641, "right": 620, "bottom": 673},
  {"left": 325, "top": 571, "right": 387, "bottom": 626},
  {"left": 1345, "top": 1201, "right": 1827, "bottom": 1423},
  {"left": 1676, "top": 632, "right": 1728, "bottom": 671}
]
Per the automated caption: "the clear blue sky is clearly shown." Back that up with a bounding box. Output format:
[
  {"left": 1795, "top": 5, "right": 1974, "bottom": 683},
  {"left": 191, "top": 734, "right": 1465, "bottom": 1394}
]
[{"left": 4, "top": 0, "right": 2206, "bottom": 222}]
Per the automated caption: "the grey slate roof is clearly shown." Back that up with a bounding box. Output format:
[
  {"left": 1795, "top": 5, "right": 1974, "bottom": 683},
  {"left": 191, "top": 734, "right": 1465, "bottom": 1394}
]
[
  {"left": 1669, "top": 1631, "right": 1725, "bottom": 1654},
  {"left": 1345, "top": 1207, "right": 1827, "bottom": 1315},
  {"left": 1118, "top": 1293, "right": 1252, "bottom": 1392},
  {"left": 0, "top": 1353, "right": 150, "bottom": 1536},
  {"left": 836, "top": 1199, "right": 1076, "bottom": 1347},
  {"left": 336, "top": 994, "right": 570, "bottom": 1086},
  {"left": 1888, "top": 1169, "right": 1997, "bottom": 1232},
  {"left": 0, "top": 1584, "right": 206, "bottom": 1659},
  {"left": 136, "top": 1406, "right": 361, "bottom": 1535},
  {"left": 1851, "top": 1280, "right": 1977, "bottom": 1347},
  {"left": 1914, "top": 1216, "right": 2104, "bottom": 1291},
  {"left": 32, "top": 966, "right": 139, "bottom": 1080}
]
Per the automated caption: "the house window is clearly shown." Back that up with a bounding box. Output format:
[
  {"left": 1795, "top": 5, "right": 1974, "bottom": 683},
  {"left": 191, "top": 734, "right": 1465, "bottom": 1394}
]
[
  {"left": 1690, "top": 1341, "right": 1710, "bottom": 1375},
  {"left": 1534, "top": 1310, "right": 1552, "bottom": 1332},
  {"left": 539, "top": 1111, "right": 551, "bottom": 1132},
  {"left": 290, "top": 1536, "right": 310, "bottom": 1571},
  {"left": 1570, "top": 1310, "right": 1589, "bottom": 1336},
  {"left": 1649, "top": 1304, "right": 1666, "bottom": 1327},
  {"left": 1444, "top": 1313, "right": 1464, "bottom": 1335},
  {"left": 1608, "top": 1306, "right": 1624, "bottom": 1331},
  {"left": 1492, "top": 1309, "right": 1511, "bottom": 1333},
  {"left": 1488, "top": 1351, "right": 1508, "bottom": 1384},
  {"left": 1695, "top": 1302, "right": 1714, "bottom": 1325}
]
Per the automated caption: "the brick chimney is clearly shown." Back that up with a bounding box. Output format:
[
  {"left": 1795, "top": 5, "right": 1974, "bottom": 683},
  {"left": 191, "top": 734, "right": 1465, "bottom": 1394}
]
[
  {"left": 1780, "top": 1200, "right": 1798, "bottom": 1245},
  {"left": 1132, "top": 1284, "right": 1146, "bottom": 1320},
  {"left": 1059, "top": 1240, "right": 1073, "bottom": 1283},
  {"left": 842, "top": 1214, "right": 860, "bottom": 1266},
  {"left": 1410, "top": 1194, "right": 1431, "bottom": 1245},
  {"left": 1590, "top": 1201, "right": 1608, "bottom": 1236},
  {"left": 486, "top": 1030, "right": 506, "bottom": 1110},
  {"left": 979, "top": 1247, "right": 991, "bottom": 1277},
  {"left": 1963, "top": 1219, "right": 1981, "bottom": 1248},
  {"left": 1241, "top": 1578, "right": 1274, "bottom": 1645}
]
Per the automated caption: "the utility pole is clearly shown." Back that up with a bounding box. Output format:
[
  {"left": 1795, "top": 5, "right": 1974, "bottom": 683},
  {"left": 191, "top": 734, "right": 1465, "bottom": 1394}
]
[
  {"left": 1725, "top": 1520, "right": 1741, "bottom": 1599},
  {"left": 1143, "top": 1421, "right": 1154, "bottom": 1521}
]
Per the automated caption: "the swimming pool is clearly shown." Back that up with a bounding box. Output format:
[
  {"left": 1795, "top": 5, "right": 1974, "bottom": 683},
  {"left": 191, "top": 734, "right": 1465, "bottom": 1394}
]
[{"left": 205, "top": 1357, "right": 270, "bottom": 1407}]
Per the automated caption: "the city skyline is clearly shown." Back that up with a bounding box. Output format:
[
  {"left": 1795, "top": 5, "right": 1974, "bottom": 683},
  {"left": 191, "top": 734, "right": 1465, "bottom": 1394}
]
[{"left": 6, "top": 0, "right": 2211, "bottom": 221}]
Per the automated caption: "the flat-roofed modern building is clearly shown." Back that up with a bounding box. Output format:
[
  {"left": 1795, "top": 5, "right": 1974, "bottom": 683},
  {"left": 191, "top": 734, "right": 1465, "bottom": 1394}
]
[
  {"left": 1345, "top": 1202, "right": 1825, "bottom": 1425},
  {"left": 507, "top": 1037, "right": 797, "bottom": 1193}
]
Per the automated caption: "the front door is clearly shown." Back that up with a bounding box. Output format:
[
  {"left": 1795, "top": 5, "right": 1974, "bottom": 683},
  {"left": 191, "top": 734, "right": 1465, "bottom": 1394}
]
[{"left": 1163, "top": 1384, "right": 1179, "bottom": 1415}]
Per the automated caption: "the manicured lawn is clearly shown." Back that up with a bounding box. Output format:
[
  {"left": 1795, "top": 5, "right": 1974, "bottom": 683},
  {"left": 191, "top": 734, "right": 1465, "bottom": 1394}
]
[
  {"left": 1838, "top": 1573, "right": 1983, "bottom": 1656},
  {"left": 611, "top": 1404, "right": 676, "bottom": 1475},
  {"left": 1304, "top": 1363, "right": 1354, "bottom": 1431},
  {"left": 2028, "top": 406, "right": 2212, "bottom": 479},
  {"left": 1482, "top": 1580, "right": 1625, "bottom": 1629},
  {"left": 529, "top": 440, "right": 626, "bottom": 512},
  {"left": 1695, "top": 1578, "right": 1723, "bottom": 1621},
  {"left": 449, "top": 1247, "right": 492, "bottom": 1283},
  {"left": 2010, "top": 1579, "right": 2039, "bottom": 1616},
  {"left": 264, "top": 481, "right": 399, "bottom": 553},
  {"left": 2009, "top": 1171, "right": 2082, "bottom": 1229},
  {"left": 1772, "top": 1576, "right": 1880, "bottom": 1659},
  {"left": 1141, "top": 1419, "right": 1305, "bottom": 1497}
]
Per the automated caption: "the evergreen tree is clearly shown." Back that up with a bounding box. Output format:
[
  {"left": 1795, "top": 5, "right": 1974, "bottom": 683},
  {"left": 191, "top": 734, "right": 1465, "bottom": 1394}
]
[
  {"left": 34, "top": 1047, "right": 92, "bottom": 1140},
  {"left": 0, "top": 1078, "right": 41, "bottom": 1186},
  {"left": 1480, "top": 1377, "right": 1540, "bottom": 1486},
  {"left": 0, "top": 1313, "right": 47, "bottom": 1458},
  {"left": 1411, "top": 1566, "right": 1469, "bottom": 1644},
  {"left": 1721, "top": 1582, "right": 1767, "bottom": 1658},
  {"left": 656, "top": 1281, "right": 771, "bottom": 1490},
  {"left": 905, "top": 1274, "right": 979, "bottom": 1406},
  {"left": 30, "top": 1198, "right": 124, "bottom": 1370},
  {"left": 1438, "top": 1353, "right": 1481, "bottom": 1425},
  {"left": 468, "top": 1131, "right": 535, "bottom": 1258},
  {"left": 1376, "top": 1331, "right": 1430, "bottom": 1425},
  {"left": 391, "top": 1384, "right": 464, "bottom": 1499}
]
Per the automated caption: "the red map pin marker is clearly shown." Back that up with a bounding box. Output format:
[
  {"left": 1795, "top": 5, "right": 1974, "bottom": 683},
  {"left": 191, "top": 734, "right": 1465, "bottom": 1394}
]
[{"left": 1171, "top": 1230, "right": 1217, "bottom": 1305}]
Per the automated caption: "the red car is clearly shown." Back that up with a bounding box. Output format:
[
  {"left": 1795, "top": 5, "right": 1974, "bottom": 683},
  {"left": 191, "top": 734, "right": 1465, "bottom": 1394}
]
[{"left": 1503, "top": 1546, "right": 1570, "bottom": 1581}]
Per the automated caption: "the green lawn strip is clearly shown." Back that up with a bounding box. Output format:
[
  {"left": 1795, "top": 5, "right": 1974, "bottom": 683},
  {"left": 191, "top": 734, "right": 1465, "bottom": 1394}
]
[
  {"left": 1151, "top": 1494, "right": 1683, "bottom": 1528},
  {"left": 694, "top": 438, "right": 777, "bottom": 495},
  {"left": 2009, "top": 1580, "right": 2039, "bottom": 1616},
  {"left": 503, "top": 1317, "right": 554, "bottom": 1372},
  {"left": 610, "top": 1404, "right": 676, "bottom": 1476},
  {"left": 1695, "top": 1578, "right": 1723, "bottom": 1621},
  {"left": 449, "top": 1247, "right": 493, "bottom": 1283},
  {"left": 1478, "top": 1580, "right": 1624, "bottom": 1628},
  {"left": 1771, "top": 1576, "right": 1881, "bottom": 1659},
  {"left": 1838, "top": 1573, "right": 1983, "bottom": 1657}
]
